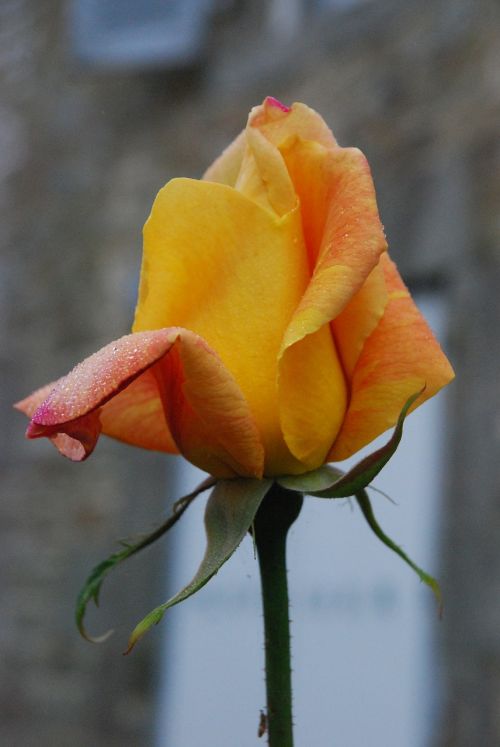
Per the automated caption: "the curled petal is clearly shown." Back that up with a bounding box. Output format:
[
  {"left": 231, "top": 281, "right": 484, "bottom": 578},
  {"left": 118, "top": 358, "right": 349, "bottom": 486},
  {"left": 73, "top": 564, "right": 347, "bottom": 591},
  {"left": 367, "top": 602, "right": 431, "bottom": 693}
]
[
  {"left": 16, "top": 381, "right": 102, "bottom": 460},
  {"left": 17, "top": 329, "right": 265, "bottom": 478},
  {"left": 27, "top": 412, "right": 102, "bottom": 461},
  {"left": 281, "top": 144, "right": 388, "bottom": 352},
  {"left": 329, "top": 254, "right": 455, "bottom": 461},
  {"left": 21, "top": 333, "right": 176, "bottom": 431}
]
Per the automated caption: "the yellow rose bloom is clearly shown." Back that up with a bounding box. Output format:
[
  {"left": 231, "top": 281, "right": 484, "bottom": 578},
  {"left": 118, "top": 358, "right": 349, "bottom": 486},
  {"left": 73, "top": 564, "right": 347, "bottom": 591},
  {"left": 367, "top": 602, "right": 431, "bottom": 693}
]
[{"left": 17, "top": 98, "right": 454, "bottom": 478}]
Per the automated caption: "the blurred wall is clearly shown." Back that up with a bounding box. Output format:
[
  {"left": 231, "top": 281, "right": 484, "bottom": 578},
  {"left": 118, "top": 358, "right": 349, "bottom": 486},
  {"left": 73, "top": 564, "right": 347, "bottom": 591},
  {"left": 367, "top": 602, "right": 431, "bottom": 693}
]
[{"left": 2, "top": 0, "right": 499, "bottom": 745}]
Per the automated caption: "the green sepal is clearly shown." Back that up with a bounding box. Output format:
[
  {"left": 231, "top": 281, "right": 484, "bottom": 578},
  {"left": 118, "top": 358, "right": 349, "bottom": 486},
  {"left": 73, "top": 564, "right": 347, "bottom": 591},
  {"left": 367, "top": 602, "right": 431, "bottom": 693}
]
[
  {"left": 76, "top": 476, "right": 215, "bottom": 643},
  {"left": 356, "top": 489, "right": 442, "bottom": 611},
  {"left": 277, "top": 464, "right": 344, "bottom": 495},
  {"left": 124, "top": 477, "right": 273, "bottom": 654},
  {"left": 277, "top": 388, "right": 424, "bottom": 499}
]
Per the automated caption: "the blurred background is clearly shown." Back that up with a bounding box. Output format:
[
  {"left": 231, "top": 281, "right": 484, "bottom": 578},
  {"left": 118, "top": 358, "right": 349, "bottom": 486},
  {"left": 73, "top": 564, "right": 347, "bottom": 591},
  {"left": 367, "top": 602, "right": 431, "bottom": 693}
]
[{"left": 2, "top": 0, "right": 499, "bottom": 745}]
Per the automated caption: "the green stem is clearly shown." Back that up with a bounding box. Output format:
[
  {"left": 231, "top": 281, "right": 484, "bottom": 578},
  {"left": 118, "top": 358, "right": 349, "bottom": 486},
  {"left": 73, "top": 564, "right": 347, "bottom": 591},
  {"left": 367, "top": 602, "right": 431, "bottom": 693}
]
[{"left": 253, "top": 483, "right": 303, "bottom": 747}]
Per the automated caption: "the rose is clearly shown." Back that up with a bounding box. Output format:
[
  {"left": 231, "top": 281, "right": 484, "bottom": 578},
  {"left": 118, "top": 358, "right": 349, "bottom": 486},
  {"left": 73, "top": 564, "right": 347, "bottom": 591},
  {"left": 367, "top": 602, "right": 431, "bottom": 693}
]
[{"left": 16, "top": 97, "right": 454, "bottom": 478}]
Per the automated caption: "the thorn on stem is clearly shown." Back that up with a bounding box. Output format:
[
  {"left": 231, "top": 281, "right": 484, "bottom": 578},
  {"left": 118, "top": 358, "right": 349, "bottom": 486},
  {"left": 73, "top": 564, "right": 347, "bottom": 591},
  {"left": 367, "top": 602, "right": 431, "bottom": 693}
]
[{"left": 257, "top": 709, "right": 268, "bottom": 738}]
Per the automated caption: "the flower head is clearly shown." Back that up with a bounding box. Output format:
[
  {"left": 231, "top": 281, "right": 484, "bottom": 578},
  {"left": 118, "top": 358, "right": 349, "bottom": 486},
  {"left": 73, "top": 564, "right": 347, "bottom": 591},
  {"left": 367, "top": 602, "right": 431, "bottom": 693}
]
[{"left": 16, "top": 98, "right": 454, "bottom": 478}]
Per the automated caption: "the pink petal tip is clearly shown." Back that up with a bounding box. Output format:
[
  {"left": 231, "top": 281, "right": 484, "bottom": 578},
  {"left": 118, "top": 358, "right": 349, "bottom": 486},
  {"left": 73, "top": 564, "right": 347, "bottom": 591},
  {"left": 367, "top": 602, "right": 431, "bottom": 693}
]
[{"left": 265, "top": 96, "right": 291, "bottom": 113}]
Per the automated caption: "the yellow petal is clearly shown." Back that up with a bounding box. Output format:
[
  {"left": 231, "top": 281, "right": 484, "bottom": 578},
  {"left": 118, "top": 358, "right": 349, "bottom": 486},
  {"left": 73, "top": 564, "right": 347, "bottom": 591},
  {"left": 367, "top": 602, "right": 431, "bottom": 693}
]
[
  {"left": 203, "top": 131, "right": 246, "bottom": 187},
  {"left": 235, "top": 126, "right": 296, "bottom": 216},
  {"left": 278, "top": 323, "right": 347, "bottom": 470},
  {"left": 329, "top": 254, "right": 455, "bottom": 461},
  {"left": 133, "top": 178, "right": 311, "bottom": 474}
]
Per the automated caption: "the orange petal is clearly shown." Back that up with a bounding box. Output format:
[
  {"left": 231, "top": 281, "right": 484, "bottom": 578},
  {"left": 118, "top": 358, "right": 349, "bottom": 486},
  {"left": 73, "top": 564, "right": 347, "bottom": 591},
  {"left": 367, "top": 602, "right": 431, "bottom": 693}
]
[
  {"left": 281, "top": 144, "right": 388, "bottom": 351},
  {"left": 17, "top": 329, "right": 264, "bottom": 477},
  {"left": 152, "top": 330, "right": 265, "bottom": 477},
  {"left": 332, "top": 260, "right": 388, "bottom": 379},
  {"left": 278, "top": 138, "right": 335, "bottom": 269},
  {"left": 329, "top": 254, "right": 455, "bottom": 461},
  {"left": 249, "top": 98, "right": 337, "bottom": 150},
  {"left": 276, "top": 143, "right": 387, "bottom": 466},
  {"left": 99, "top": 369, "right": 178, "bottom": 453}
]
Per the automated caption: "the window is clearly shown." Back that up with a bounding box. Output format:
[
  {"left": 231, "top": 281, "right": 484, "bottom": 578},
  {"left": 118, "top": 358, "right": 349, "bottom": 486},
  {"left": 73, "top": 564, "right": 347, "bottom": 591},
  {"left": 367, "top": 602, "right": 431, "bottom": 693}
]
[{"left": 70, "top": 0, "right": 213, "bottom": 69}]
